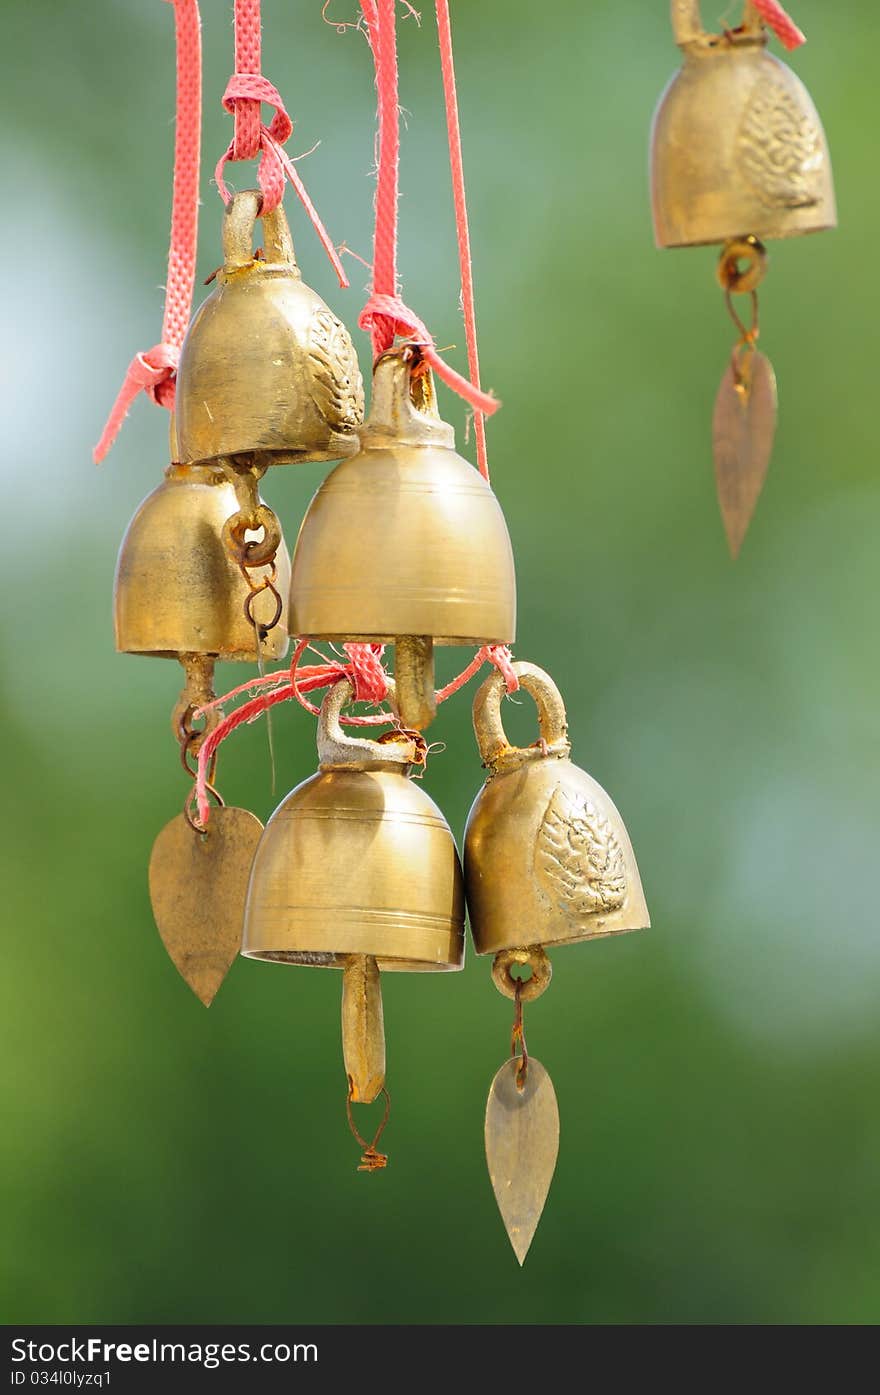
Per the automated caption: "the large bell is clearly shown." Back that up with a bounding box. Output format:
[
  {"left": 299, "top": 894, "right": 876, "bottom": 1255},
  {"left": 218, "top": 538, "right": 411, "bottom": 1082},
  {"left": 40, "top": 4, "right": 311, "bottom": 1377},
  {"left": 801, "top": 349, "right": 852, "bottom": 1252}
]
[
  {"left": 464, "top": 662, "right": 649, "bottom": 955},
  {"left": 175, "top": 190, "right": 364, "bottom": 468},
  {"left": 651, "top": 1, "right": 836, "bottom": 248},
  {"left": 289, "top": 346, "right": 516, "bottom": 729},
  {"left": 114, "top": 461, "right": 290, "bottom": 660},
  {"left": 242, "top": 677, "right": 465, "bottom": 971}
]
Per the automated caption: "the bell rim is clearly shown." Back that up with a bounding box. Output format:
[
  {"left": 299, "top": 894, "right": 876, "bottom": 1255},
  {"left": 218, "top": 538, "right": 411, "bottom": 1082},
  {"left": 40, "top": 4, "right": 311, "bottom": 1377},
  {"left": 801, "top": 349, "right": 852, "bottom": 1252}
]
[
  {"left": 471, "top": 920, "right": 651, "bottom": 956},
  {"left": 241, "top": 949, "right": 464, "bottom": 972}
]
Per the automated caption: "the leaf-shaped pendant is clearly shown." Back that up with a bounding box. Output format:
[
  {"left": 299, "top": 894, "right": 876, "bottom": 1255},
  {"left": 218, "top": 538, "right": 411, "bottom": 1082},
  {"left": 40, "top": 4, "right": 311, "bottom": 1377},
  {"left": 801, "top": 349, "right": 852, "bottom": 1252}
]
[
  {"left": 713, "top": 348, "right": 778, "bottom": 560},
  {"left": 148, "top": 807, "right": 263, "bottom": 1007},
  {"left": 485, "top": 1057, "right": 560, "bottom": 1265}
]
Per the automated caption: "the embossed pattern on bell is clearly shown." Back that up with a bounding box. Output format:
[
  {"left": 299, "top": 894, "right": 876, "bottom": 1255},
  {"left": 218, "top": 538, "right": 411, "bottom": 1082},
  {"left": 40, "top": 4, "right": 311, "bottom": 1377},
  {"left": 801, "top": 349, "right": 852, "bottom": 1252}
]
[
  {"left": 651, "top": 20, "right": 836, "bottom": 248},
  {"left": 175, "top": 191, "right": 364, "bottom": 467},
  {"left": 114, "top": 464, "right": 290, "bottom": 660},
  {"left": 464, "top": 663, "right": 650, "bottom": 954}
]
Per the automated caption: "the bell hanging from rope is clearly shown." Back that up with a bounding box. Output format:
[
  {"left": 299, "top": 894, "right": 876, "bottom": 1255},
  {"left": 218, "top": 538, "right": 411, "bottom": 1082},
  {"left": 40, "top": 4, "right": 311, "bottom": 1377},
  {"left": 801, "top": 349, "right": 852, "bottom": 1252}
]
[
  {"left": 289, "top": 345, "right": 516, "bottom": 731},
  {"left": 114, "top": 442, "right": 290, "bottom": 664},
  {"left": 117, "top": 416, "right": 290, "bottom": 1009},
  {"left": 175, "top": 190, "right": 364, "bottom": 469},
  {"left": 242, "top": 677, "right": 464, "bottom": 1145},
  {"left": 464, "top": 661, "right": 649, "bottom": 1264},
  {"left": 651, "top": 1, "right": 835, "bottom": 249},
  {"left": 650, "top": 2, "right": 836, "bottom": 558}
]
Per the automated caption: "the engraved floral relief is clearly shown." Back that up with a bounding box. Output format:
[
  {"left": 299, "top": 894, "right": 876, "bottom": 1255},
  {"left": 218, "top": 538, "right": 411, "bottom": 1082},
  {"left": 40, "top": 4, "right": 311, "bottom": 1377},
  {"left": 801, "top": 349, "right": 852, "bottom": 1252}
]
[
  {"left": 738, "top": 73, "right": 824, "bottom": 208},
  {"left": 535, "top": 786, "right": 627, "bottom": 919},
  {"left": 308, "top": 307, "right": 365, "bottom": 430}
]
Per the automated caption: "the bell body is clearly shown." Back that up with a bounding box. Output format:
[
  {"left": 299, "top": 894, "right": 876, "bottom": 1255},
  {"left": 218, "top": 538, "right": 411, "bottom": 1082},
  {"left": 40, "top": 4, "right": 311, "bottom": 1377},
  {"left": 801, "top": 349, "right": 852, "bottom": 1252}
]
[
  {"left": 114, "top": 464, "right": 290, "bottom": 660},
  {"left": 464, "top": 664, "right": 649, "bottom": 955},
  {"left": 242, "top": 681, "right": 465, "bottom": 971},
  {"left": 651, "top": 13, "right": 835, "bottom": 248},
  {"left": 289, "top": 349, "right": 516, "bottom": 646},
  {"left": 176, "top": 191, "right": 364, "bottom": 467}
]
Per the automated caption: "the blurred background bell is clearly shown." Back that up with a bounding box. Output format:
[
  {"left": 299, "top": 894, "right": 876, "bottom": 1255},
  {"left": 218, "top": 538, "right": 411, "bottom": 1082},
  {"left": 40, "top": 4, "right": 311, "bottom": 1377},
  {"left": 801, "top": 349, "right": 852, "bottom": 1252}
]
[
  {"left": 289, "top": 347, "right": 516, "bottom": 730},
  {"left": 175, "top": 190, "right": 364, "bottom": 468},
  {"left": 651, "top": 1, "right": 836, "bottom": 248},
  {"left": 464, "top": 662, "right": 650, "bottom": 955}
]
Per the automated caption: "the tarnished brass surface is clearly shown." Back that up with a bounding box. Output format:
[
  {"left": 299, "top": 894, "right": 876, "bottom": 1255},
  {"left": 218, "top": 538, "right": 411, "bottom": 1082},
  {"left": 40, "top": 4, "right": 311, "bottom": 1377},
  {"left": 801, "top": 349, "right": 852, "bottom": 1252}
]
[
  {"left": 713, "top": 346, "right": 777, "bottom": 559},
  {"left": 485, "top": 1056, "right": 559, "bottom": 1266},
  {"left": 290, "top": 348, "right": 516, "bottom": 728},
  {"left": 341, "top": 955, "right": 386, "bottom": 1103},
  {"left": 176, "top": 190, "right": 364, "bottom": 467},
  {"left": 651, "top": 2, "right": 836, "bottom": 248},
  {"left": 149, "top": 807, "right": 264, "bottom": 1006},
  {"left": 242, "top": 678, "right": 465, "bottom": 970},
  {"left": 114, "top": 464, "right": 290, "bottom": 660},
  {"left": 464, "top": 662, "right": 650, "bottom": 954}
]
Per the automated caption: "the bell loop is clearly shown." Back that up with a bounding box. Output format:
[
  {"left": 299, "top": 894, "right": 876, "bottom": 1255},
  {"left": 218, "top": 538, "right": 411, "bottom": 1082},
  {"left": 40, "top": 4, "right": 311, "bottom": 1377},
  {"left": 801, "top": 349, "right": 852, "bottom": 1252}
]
[
  {"left": 473, "top": 661, "right": 570, "bottom": 774},
  {"left": 492, "top": 947, "right": 553, "bottom": 1004},
  {"left": 317, "top": 677, "right": 414, "bottom": 771}
]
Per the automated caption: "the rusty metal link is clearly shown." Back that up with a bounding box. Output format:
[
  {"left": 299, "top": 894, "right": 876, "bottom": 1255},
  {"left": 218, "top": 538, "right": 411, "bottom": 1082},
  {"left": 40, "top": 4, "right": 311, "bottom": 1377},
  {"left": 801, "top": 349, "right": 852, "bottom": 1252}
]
[
  {"left": 172, "top": 653, "right": 221, "bottom": 784},
  {"left": 220, "top": 494, "right": 285, "bottom": 645}
]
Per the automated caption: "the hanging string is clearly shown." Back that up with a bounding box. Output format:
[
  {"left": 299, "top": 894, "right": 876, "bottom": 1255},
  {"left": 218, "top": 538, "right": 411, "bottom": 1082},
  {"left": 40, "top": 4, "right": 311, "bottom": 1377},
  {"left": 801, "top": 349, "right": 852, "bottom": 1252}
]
[
  {"left": 192, "top": 639, "right": 518, "bottom": 827},
  {"left": 216, "top": 0, "right": 349, "bottom": 286},
  {"left": 94, "top": 0, "right": 202, "bottom": 463},
  {"left": 749, "top": 1, "right": 805, "bottom": 50},
  {"left": 356, "top": 0, "right": 499, "bottom": 421},
  {"left": 434, "top": 1, "right": 489, "bottom": 479}
]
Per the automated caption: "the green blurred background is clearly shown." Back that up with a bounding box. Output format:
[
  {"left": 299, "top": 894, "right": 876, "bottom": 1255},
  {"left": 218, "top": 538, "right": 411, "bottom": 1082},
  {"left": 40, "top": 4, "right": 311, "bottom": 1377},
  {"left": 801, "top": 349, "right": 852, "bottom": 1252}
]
[{"left": 2, "top": 0, "right": 878, "bottom": 1325}]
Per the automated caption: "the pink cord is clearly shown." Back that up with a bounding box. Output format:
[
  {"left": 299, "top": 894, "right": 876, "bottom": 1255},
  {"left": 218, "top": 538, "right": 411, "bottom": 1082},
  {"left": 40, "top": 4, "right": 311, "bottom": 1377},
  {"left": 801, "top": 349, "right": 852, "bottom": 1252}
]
[
  {"left": 216, "top": 0, "right": 348, "bottom": 286},
  {"left": 358, "top": 0, "right": 499, "bottom": 424},
  {"left": 751, "top": 1, "right": 805, "bottom": 50},
  {"left": 193, "top": 638, "right": 518, "bottom": 826},
  {"left": 434, "top": 1, "right": 488, "bottom": 479},
  {"left": 93, "top": 0, "right": 201, "bottom": 463}
]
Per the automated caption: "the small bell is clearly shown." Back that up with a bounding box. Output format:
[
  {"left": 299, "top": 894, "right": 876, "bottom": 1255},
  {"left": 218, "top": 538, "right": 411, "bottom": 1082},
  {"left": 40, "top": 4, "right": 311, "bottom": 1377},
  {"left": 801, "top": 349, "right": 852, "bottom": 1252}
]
[
  {"left": 464, "top": 661, "right": 649, "bottom": 955},
  {"left": 242, "top": 677, "right": 464, "bottom": 1129},
  {"left": 289, "top": 346, "right": 516, "bottom": 730},
  {"left": 114, "top": 462, "right": 290, "bottom": 662},
  {"left": 175, "top": 190, "right": 364, "bottom": 469},
  {"left": 651, "top": 2, "right": 836, "bottom": 249}
]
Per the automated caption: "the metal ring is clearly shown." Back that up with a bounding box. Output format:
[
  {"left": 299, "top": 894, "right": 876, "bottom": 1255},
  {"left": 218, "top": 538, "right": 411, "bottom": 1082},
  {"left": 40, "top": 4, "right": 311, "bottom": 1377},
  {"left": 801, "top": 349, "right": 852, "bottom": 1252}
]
[
  {"left": 716, "top": 237, "right": 767, "bottom": 295},
  {"left": 223, "top": 503, "right": 282, "bottom": 567},
  {"left": 491, "top": 947, "right": 552, "bottom": 1002}
]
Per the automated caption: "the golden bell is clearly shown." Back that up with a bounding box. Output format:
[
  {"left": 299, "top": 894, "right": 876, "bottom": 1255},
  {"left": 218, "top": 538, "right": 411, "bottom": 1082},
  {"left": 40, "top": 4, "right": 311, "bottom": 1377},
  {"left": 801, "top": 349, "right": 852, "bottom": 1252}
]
[
  {"left": 114, "top": 462, "right": 290, "bottom": 660},
  {"left": 289, "top": 346, "right": 516, "bottom": 729},
  {"left": 175, "top": 190, "right": 364, "bottom": 468},
  {"left": 241, "top": 677, "right": 465, "bottom": 971},
  {"left": 464, "top": 662, "right": 650, "bottom": 955},
  {"left": 651, "top": 1, "right": 836, "bottom": 248}
]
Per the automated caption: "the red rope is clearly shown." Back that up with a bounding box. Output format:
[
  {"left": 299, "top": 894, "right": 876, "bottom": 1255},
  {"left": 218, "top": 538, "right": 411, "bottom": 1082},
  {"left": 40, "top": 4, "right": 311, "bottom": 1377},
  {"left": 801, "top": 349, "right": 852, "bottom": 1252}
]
[
  {"left": 193, "top": 639, "right": 517, "bottom": 827},
  {"left": 434, "top": 0, "right": 488, "bottom": 479},
  {"left": 216, "top": 0, "right": 348, "bottom": 287},
  {"left": 357, "top": 0, "right": 499, "bottom": 424},
  {"left": 751, "top": 1, "right": 805, "bottom": 50},
  {"left": 93, "top": 0, "right": 201, "bottom": 462}
]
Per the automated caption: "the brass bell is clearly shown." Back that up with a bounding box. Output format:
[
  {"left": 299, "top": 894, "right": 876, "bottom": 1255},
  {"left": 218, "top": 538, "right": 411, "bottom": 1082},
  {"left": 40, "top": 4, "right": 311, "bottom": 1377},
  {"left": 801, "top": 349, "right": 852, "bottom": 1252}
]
[
  {"left": 114, "top": 460, "right": 290, "bottom": 661},
  {"left": 242, "top": 677, "right": 465, "bottom": 971},
  {"left": 464, "top": 662, "right": 649, "bottom": 955},
  {"left": 242, "top": 677, "right": 465, "bottom": 1105},
  {"left": 289, "top": 346, "right": 516, "bottom": 730},
  {"left": 175, "top": 190, "right": 364, "bottom": 468},
  {"left": 651, "top": 1, "right": 836, "bottom": 248}
]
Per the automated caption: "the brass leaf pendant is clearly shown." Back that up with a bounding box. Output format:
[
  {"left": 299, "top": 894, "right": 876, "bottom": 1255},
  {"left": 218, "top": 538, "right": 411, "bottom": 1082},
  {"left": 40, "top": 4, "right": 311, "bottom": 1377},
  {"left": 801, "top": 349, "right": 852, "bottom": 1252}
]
[
  {"left": 485, "top": 1057, "right": 560, "bottom": 1265},
  {"left": 148, "top": 807, "right": 263, "bottom": 1007},
  {"left": 712, "top": 348, "right": 777, "bottom": 559}
]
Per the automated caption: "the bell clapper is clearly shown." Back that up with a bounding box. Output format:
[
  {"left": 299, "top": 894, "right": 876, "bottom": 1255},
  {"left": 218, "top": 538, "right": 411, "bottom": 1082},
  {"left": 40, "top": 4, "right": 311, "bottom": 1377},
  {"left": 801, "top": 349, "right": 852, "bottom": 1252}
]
[
  {"left": 712, "top": 238, "right": 779, "bottom": 559},
  {"left": 394, "top": 635, "right": 437, "bottom": 732},
  {"left": 484, "top": 946, "right": 558, "bottom": 1265},
  {"left": 341, "top": 954, "right": 387, "bottom": 1105}
]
